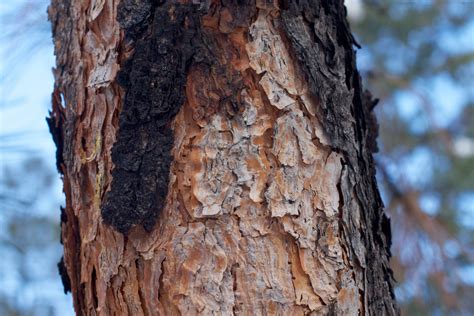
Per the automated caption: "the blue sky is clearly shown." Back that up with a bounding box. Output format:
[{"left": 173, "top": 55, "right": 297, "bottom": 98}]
[{"left": 0, "top": 2, "right": 73, "bottom": 313}]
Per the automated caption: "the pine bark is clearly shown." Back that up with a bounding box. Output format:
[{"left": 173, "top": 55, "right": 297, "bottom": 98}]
[{"left": 48, "top": 0, "right": 397, "bottom": 315}]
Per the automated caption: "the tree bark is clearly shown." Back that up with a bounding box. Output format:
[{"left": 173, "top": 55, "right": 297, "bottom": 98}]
[{"left": 48, "top": 0, "right": 397, "bottom": 315}]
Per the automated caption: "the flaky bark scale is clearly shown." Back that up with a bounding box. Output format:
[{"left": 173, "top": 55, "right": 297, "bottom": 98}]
[{"left": 49, "top": 0, "right": 397, "bottom": 315}]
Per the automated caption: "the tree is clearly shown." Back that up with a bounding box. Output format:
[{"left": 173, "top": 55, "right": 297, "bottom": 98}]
[{"left": 48, "top": 0, "right": 397, "bottom": 314}]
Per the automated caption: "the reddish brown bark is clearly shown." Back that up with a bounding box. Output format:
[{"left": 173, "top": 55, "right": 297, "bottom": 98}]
[{"left": 49, "top": 0, "right": 397, "bottom": 315}]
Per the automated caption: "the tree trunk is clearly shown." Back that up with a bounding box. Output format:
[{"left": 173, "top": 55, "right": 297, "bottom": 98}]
[{"left": 48, "top": 0, "right": 397, "bottom": 315}]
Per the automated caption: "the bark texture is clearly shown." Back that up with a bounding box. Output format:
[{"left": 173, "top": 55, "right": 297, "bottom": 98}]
[{"left": 49, "top": 0, "right": 397, "bottom": 315}]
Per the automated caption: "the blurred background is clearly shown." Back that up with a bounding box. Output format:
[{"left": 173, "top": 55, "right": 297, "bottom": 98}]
[{"left": 0, "top": 0, "right": 472, "bottom": 315}]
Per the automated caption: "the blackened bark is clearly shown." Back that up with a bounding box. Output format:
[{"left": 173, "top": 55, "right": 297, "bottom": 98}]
[
  {"left": 103, "top": 1, "right": 257, "bottom": 234},
  {"left": 58, "top": 256, "right": 72, "bottom": 294},
  {"left": 102, "top": 3, "right": 204, "bottom": 233},
  {"left": 280, "top": 2, "right": 397, "bottom": 313}
]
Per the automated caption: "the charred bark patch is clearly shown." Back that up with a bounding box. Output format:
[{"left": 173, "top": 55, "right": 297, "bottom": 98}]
[
  {"left": 280, "top": 0, "right": 358, "bottom": 155},
  {"left": 58, "top": 256, "right": 71, "bottom": 294},
  {"left": 102, "top": 3, "right": 204, "bottom": 234},
  {"left": 103, "top": 1, "right": 258, "bottom": 234},
  {"left": 362, "top": 89, "right": 380, "bottom": 154},
  {"left": 117, "top": 0, "right": 154, "bottom": 39},
  {"left": 47, "top": 89, "right": 66, "bottom": 175}
]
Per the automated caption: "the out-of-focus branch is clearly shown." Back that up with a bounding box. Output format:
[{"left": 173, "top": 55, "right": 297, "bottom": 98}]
[
  {"left": 378, "top": 160, "right": 449, "bottom": 245},
  {"left": 377, "top": 160, "right": 467, "bottom": 309}
]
